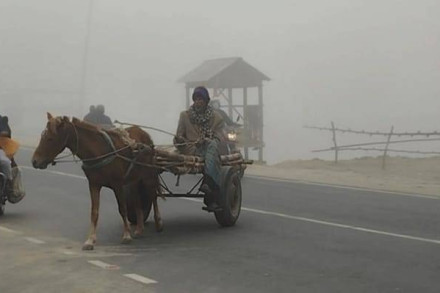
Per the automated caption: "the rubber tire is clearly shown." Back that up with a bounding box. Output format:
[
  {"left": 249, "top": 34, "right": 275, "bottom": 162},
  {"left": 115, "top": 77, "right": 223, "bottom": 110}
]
[
  {"left": 125, "top": 183, "right": 153, "bottom": 225},
  {"left": 0, "top": 200, "right": 4, "bottom": 216},
  {"left": 0, "top": 180, "right": 5, "bottom": 216},
  {"left": 214, "top": 166, "right": 242, "bottom": 227}
]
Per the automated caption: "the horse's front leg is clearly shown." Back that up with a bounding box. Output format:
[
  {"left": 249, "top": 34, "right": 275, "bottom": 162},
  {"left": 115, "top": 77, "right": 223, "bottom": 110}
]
[
  {"left": 83, "top": 184, "right": 101, "bottom": 250},
  {"left": 114, "top": 185, "right": 132, "bottom": 244}
]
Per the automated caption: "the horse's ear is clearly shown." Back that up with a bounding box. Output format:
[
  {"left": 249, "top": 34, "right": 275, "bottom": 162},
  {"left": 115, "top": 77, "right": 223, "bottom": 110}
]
[
  {"left": 47, "top": 112, "right": 53, "bottom": 120},
  {"left": 49, "top": 119, "right": 57, "bottom": 134},
  {"left": 62, "top": 116, "right": 69, "bottom": 123},
  {"left": 0, "top": 116, "right": 7, "bottom": 123}
]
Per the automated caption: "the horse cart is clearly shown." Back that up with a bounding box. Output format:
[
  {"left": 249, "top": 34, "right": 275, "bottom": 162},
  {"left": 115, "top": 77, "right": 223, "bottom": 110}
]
[
  {"left": 32, "top": 114, "right": 252, "bottom": 250},
  {"left": 126, "top": 149, "right": 252, "bottom": 227}
]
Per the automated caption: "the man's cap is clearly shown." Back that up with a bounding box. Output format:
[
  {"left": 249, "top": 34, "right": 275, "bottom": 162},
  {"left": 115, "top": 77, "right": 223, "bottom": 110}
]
[{"left": 192, "top": 86, "right": 210, "bottom": 102}]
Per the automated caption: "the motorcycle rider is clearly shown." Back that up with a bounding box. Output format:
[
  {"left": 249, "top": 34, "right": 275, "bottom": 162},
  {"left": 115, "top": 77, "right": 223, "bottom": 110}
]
[
  {"left": 0, "top": 115, "right": 24, "bottom": 203},
  {"left": 209, "top": 99, "right": 242, "bottom": 127},
  {"left": 0, "top": 115, "right": 14, "bottom": 196}
]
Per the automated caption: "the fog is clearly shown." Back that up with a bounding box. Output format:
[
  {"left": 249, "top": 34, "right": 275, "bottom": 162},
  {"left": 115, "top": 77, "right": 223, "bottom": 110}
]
[{"left": 1, "top": 0, "right": 439, "bottom": 163}]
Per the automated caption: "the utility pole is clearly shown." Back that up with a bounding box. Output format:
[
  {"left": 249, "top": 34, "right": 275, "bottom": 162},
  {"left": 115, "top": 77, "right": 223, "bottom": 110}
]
[{"left": 79, "top": 0, "right": 94, "bottom": 114}]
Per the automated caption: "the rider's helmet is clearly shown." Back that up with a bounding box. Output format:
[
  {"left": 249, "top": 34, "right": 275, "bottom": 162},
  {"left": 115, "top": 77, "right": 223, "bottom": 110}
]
[
  {"left": 209, "top": 100, "right": 221, "bottom": 109},
  {"left": 0, "top": 116, "right": 11, "bottom": 138}
]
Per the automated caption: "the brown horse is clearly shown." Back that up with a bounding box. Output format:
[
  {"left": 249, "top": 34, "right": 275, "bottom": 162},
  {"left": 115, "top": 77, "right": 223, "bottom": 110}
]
[{"left": 32, "top": 113, "right": 163, "bottom": 250}]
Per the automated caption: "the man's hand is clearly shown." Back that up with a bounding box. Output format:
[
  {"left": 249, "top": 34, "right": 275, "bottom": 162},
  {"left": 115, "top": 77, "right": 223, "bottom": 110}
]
[
  {"left": 173, "top": 136, "right": 185, "bottom": 144},
  {"left": 195, "top": 137, "right": 213, "bottom": 148}
]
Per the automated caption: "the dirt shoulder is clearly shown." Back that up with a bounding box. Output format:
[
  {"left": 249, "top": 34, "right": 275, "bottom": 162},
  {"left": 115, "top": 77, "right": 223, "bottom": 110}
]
[{"left": 245, "top": 156, "right": 440, "bottom": 197}]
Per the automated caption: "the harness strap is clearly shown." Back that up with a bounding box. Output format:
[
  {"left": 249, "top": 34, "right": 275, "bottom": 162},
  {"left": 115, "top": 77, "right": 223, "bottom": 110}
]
[
  {"left": 122, "top": 144, "right": 153, "bottom": 179},
  {"left": 82, "top": 131, "right": 117, "bottom": 170}
]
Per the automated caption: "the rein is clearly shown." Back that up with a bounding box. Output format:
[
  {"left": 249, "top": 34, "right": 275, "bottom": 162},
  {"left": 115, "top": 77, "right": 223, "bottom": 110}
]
[
  {"left": 51, "top": 122, "right": 131, "bottom": 165},
  {"left": 51, "top": 121, "right": 80, "bottom": 164},
  {"left": 113, "top": 120, "right": 199, "bottom": 148},
  {"left": 50, "top": 121, "right": 169, "bottom": 171},
  {"left": 50, "top": 120, "right": 201, "bottom": 174}
]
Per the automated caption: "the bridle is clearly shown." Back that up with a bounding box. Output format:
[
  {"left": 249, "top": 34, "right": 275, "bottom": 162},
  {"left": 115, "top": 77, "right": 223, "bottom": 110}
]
[
  {"left": 50, "top": 120, "right": 134, "bottom": 167},
  {"left": 50, "top": 120, "right": 80, "bottom": 164}
]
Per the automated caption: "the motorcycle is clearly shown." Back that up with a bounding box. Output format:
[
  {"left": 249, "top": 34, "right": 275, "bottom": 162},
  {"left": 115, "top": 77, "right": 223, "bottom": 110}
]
[
  {"left": 0, "top": 167, "right": 25, "bottom": 217},
  {"left": 0, "top": 137, "right": 25, "bottom": 217},
  {"left": 0, "top": 172, "right": 6, "bottom": 216},
  {"left": 222, "top": 125, "right": 246, "bottom": 178}
]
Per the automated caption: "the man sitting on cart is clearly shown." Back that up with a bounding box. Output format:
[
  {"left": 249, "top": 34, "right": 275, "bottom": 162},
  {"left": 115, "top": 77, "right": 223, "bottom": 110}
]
[{"left": 174, "top": 86, "right": 225, "bottom": 212}]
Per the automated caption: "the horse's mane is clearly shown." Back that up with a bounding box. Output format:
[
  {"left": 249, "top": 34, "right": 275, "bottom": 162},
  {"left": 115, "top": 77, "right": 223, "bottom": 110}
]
[
  {"left": 72, "top": 117, "right": 101, "bottom": 134},
  {"left": 71, "top": 117, "right": 139, "bottom": 147}
]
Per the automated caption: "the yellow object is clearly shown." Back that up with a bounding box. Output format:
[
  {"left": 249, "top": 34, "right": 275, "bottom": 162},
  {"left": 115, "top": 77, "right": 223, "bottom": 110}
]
[{"left": 0, "top": 137, "right": 20, "bottom": 158}]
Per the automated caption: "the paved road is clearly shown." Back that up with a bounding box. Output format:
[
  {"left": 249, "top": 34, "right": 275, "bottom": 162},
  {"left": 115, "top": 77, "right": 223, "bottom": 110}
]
[{"left": 1, "top": 148, "right": 440, "bottom": 292}]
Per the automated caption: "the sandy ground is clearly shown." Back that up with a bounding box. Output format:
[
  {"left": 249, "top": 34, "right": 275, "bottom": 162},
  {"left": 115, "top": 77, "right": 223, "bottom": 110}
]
[
  {"left": 17, "top": 135, "right": 440, "bottom": 197},
  {"left": 245, "top": 156, "right": 440, "bottom": 197}
]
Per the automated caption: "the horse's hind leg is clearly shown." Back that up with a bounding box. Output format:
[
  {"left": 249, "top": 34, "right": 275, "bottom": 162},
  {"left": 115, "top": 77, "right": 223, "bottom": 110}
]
[
  {"left": 114, "top": 185, "right": 132, "bottom": 244},
  {"left": 83, "top": 184, "right": 101, "bottom": 250},
  {"left": 133, "top": 183, "right": 144, "bottom": 238},
  {"left": 152, "top": 193, "right": 163, "bottom": 232}
]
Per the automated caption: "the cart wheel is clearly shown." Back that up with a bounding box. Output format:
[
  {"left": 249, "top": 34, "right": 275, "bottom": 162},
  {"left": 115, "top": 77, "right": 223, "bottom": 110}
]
[
  {"left": 215, "top": 167, "right": 242, "bottom": 227},
  {"left": 238, "top": 166, "right": 245, "bottom": 179},
  {"left": 0, "top": 200, "right": 4, "bottom": 216},
  {"left": 125, "top": 183, "right": 153, "bottom": 225}
]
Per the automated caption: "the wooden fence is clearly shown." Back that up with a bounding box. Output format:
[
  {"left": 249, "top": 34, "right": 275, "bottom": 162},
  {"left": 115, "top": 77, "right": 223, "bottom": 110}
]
[{"left": 305, "top": 122, "right": 440, "bottom": 169}]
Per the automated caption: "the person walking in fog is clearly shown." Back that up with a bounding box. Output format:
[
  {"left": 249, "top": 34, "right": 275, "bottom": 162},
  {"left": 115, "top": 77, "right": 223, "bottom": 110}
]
[
  {"left": 83, "top": 104, "right": 113, "bottom": 129},
  {"left": 83, "top": 105, "right": 97, "bottom": 124},
  {"left": 94, "top": 104, "right": 113, "bottom": 129}
]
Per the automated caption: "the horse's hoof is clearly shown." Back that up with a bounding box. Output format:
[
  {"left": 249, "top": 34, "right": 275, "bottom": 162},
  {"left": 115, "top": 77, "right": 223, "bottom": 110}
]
[
  {"left": 156, "top": 224, "right": 164, "bottom": 233},
  {"left": 132, "top": 231, "right": 143, "bottom": 239},
  {"left": 121, "top": 237, "right": 132, "bottom": 244},
  {"left": 82, "top": 244, "right": 94, "bottom": 251}
]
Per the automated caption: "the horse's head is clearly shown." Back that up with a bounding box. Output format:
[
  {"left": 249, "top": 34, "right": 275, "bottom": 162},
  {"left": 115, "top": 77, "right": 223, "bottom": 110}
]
[
  {"left": 32, "top": 113, "right": 71, "bottom": 169},
  {"left": 0, "top": 115, "right": 11, "bottom": 138}
]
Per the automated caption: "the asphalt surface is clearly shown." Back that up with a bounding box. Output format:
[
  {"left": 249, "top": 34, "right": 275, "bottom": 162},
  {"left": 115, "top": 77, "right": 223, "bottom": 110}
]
[{"left": 1, "top": 148, "right": 440, "bottom": 292}]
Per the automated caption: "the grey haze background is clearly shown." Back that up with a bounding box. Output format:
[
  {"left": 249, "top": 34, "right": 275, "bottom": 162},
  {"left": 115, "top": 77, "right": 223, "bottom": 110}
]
[{"left": 1, "top": 0, "right": 439, "bottom": 163}]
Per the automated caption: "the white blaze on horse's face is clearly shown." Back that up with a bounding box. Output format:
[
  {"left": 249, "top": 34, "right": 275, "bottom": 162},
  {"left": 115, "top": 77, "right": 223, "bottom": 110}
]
[{"left": 32, "top": 115, "right": 70, "bottom": 169}]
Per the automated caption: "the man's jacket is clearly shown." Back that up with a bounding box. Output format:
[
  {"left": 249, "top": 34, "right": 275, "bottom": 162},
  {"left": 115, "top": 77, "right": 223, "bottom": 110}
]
[{"left": 175, "top": 110, "right": 225, "bottom": 155}]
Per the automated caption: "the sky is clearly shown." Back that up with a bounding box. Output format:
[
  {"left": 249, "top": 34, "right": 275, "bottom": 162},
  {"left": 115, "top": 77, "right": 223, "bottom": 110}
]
[{"left": 1, "top": 0, "right": 439, "bottom": 163}]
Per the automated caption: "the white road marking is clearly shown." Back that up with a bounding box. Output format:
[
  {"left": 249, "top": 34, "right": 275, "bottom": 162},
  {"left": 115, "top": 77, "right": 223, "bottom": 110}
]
[
  {"left": 88, "top": 260, "right": 120, "bottom": 270},
  {"left": 242, "top": 207, "right": 440, "bottom": 245},
  {"left": 0, "top": 226, "right": 21, "bottom": 234},
  {"left": 24, "top": 237, "right": 46, "bottom": 244},
  {"left": 22, "top": 164, "right": 440, "bottom": 246},
  {"left": 246, "top": 175, "right": 440, "bottom": 200},
  {"left": 21, "top": 166, "right": 86, "bottom": 180},
  {"left": 124, "top": 274, "right": 157, "bottom": 285},
  {"left": 22, "top": 163, "right": 439, "bottom": 200},
  {"left": 184, "top": 198, "right": 440, "bottom": 245},
  {"left": 61, "top": 250, "right": 77, "bottom": 255}
]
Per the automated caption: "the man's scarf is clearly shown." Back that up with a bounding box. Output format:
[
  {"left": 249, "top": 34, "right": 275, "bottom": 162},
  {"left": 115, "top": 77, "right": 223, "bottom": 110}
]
[{"left": 189, "top": 105, "right": 214, "bottom": 139}]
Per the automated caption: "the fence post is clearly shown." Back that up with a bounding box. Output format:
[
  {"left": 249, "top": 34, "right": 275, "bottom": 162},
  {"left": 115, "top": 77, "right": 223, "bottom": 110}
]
[
  {"left": 331, "top": 121, "right": 338, "bottom": 163},
  {"left": 382, "top": 126, "right": 394, "bottom": 169}
]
